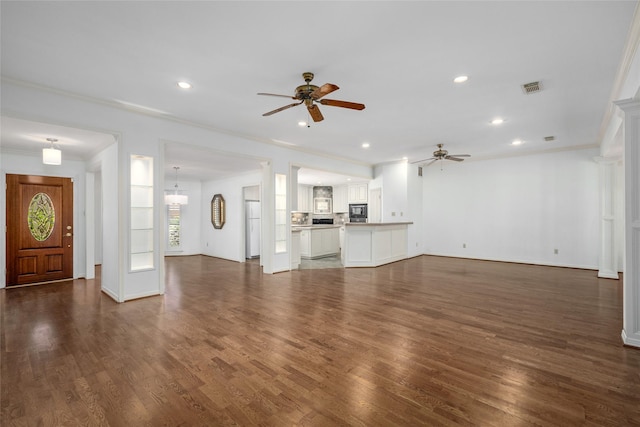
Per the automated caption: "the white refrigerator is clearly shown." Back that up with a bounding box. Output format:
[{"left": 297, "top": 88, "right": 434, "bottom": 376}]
[{"left": 245, "top": 201, "right": 261, "bottom": 259}]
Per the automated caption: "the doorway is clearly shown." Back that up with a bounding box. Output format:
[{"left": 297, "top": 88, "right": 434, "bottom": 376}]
[{"left": 6, "top": 174, "right": 74, "bottom": 286}]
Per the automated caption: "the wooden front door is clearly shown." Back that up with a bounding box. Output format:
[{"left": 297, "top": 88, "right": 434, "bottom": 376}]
[{"left": 6, "top": 174, "right": 73, "bottom": 286}]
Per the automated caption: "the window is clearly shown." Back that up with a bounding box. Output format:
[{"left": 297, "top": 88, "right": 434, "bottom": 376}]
[{"left": 168, "top": 205, "right": 181, "bottom": 248}]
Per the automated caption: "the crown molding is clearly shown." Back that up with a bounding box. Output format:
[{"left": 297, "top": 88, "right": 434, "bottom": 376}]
[
  {"left": 597, "top": 2, "right": 640, "bottom": 143},
  {"left": 1, "top": 76, "right": 373, "bottom": 169}
]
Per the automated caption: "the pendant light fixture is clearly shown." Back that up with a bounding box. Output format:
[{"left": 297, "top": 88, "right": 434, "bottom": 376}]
[
  {"left": 42, "top": 138, "right": 62, "bottom": 165},
  {"left": 164, "top": 166, "right": 188, "bottom": 205}
]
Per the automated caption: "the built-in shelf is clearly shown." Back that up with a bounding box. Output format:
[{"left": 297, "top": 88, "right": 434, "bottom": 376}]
[
  {"left": 130, "top": 155, "right": 154, "bottom": 271},
  {"left": 275, "top": 173, "right": 287, "bottom": 253}
]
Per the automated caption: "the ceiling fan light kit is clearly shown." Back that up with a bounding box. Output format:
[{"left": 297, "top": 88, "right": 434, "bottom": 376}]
[{"left": 258, "top": 72, "right": 365, "bottom": 122}]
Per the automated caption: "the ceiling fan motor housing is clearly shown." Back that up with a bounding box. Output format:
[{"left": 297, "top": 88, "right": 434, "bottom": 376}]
[
  {"left": 295, "top": 84, "right": 319, "bottom": 99},
  {"left": 434, "top": 146, "right": 448, "bottom": 158}
]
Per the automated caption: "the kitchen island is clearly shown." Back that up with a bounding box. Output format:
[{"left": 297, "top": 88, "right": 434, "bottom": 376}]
[
  {"left": 292, "top": 225, "right": 341, "bottom": 259},
  {"left": 342, "top": 222, "right": 413, "bottom": 267}
]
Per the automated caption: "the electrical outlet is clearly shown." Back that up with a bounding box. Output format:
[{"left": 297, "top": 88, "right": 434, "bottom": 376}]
[{"left": 554, "top": 248, "right": 558, "bottom": 254}]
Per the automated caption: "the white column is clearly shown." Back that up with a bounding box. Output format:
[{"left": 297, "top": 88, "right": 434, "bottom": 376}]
[
  {"left": 594, "top": 157, "right": 619, "bottom": 279},
  {"left": 616, "top": 98, "right": 640, "bottom": 348}
]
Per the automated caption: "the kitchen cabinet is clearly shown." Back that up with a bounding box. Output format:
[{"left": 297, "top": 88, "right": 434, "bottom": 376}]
[
  {"left": 291, "top": 230, "right": 301, "bottom": 269},
  {"left": 300, "top": 229, "right": 310, "bottom": 257},
  {"left": 299, "top": 227, "right": 339, "bottom": 259},
  {"left": 297, "top": 185, "right": 313, "bottom": 212},
  {"left": 348, "top": 183, "right": 368, "bottom": 203},
  {"left": 333, "top": 185, "right": 349, "bottom": 213}
]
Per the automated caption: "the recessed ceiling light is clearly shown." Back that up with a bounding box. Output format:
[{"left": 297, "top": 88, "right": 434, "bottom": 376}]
[
  {"left": 362, "top": 143, "right": 370, "bottom": 148},
  {"left": 347, "top": 178, "right": 352, "bottom": 181},
  {"left": 402, "top": 156, "right": 408, "bottom": 161},
  {"left": 298, "top": 121, "right": 307, "bottom": 127},
  {"left": 491, "top": 118, "right": 504, "bottom": 125},
  {"left": 177, "top": 81, "right": 192, "bottom": 89},
  {"left": 453, "top": 75, "right": 468, "bottom": 83},
  {"left": 512, "top": 139, "right": 523, "bottom": 146}
]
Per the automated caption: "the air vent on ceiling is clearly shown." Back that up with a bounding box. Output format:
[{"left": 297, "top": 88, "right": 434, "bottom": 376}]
[
  {"left": 544, "top": 136, "right": 556, "bottom": 142},
  {"left": 521, "top": 81, "right": 542, "bottom": 94}
]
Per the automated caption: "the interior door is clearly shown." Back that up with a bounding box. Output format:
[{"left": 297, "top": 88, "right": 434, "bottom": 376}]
[{"left": 6, "top": 174, "right": 73, "bottom": 286}]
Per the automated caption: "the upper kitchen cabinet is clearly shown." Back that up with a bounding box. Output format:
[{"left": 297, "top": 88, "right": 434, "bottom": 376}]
[
  {"left": 297, "top": 185, "right": 313, "bottom": 212},
  {"left": 333, "top": 185, "right": 349, "bottom": 212},
  {"left": 348, "top": 183, "right": 368, "bottom": 204}
]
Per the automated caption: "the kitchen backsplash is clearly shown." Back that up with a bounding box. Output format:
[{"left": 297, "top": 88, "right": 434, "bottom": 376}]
[
  {"left": 291, "top": 212, "right": 309, "bottom": 225},
  {"left": 291, "top": 211, "right": 348, "bottom": 225},
  {"left": 313, "top": 186, "right": 333, "bottom": 198}
]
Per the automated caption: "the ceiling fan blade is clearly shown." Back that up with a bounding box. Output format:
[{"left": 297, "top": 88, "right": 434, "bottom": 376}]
[
  {"left": 310, "top": 83, "right": 339, "bottom": 100},
  {"left": 448, "top": 154, "right": 471, "bottom": 157},
  {"left": 319, "top": 99, "right": 366, "bottom": 110},
  {"left": 410, "top": 157, "right": 436, "bottom": 164},
  {"left": 307, "top": 104, "right": 324, "bottom": 122},
  {"left": 257, "top": 92, "right": 297, "bottom": 99},
  {"left": 445, "top": 156, "right": 465, "bottom": 162},
  {"left": 262, "top": 101, "right": 303, "bottom": 116},
  {"left": 424, "top": 159, "right": 439, "bottom": 166}
]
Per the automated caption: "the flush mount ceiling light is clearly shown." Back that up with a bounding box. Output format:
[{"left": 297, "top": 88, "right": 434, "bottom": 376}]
[
  {"left": 42, "top": 138, "right": 61, "bottom": 165},
  {"left": 491, "top": 118, "right": 504, "bottom": 125},
  {"left": 362, "top": 142, "right": 370, "bottom": 148},
  {"left": 298, "top": 121, "right": 307, "bottom": 127},
  {"left": 177, "top": 81, "right": 192, "bottom": 89},
  {"left": 164, "top": 166, "right": 189, "bottom": 205},
  {"left": 453, "top": 75, "right": 468, "bottom": 83},
  {"left": 512, "top": 139, "right": 524, "bottom": 146}
]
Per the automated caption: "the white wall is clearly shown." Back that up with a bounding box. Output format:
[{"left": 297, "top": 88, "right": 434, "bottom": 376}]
[
  {"left": 201, "top": 171, "right": 262, "bottom": 263},
  {"left": 0, "top": 152, "right": 88, "bottom": 288},
  {"left": 407, "top": 163, "right": 424, "bottom": 257},
  {"left": 380, "top": 162, "right": 409, "bottom": 222},
  {"left": 94, "top": 172, "right": 103, "bottom": 264},
  {"left": 422, "top": 147, "right": 600, "bottom": 269},
  {"left": 89, "top": 143, "right": 120, "bottom": 300}
]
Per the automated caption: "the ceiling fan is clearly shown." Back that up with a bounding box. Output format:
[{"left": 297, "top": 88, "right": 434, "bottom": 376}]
[
  {"left": 258, "top": 72, "right": 365, "bottom": 122},
  {"left": 412, "top": 144, "right": 471, "bottom": 166}
]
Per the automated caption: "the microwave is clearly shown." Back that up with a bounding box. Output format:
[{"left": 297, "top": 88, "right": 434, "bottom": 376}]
[{"left": 349, "top": 203, "right": 368, "bottom": 222}]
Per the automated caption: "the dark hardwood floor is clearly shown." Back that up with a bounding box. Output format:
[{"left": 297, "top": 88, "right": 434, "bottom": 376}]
[{"left": 2, "top": 255, "right": 639, "bottom": 426}]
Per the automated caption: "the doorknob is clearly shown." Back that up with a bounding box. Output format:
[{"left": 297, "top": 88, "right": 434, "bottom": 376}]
[
  {"left": 66, "top": 233, "right": 72, "bottom": 237},
  {"left": 67, "top": 225, "right": 72, "bottom": 230}
]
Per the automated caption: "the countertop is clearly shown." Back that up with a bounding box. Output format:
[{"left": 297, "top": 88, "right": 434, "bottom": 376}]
[
  {"left": 291, "top": 224, "right": 344, "bottom": 230},
  {"left": 344, "top": 222, "right": 413, "bottom": 226}
]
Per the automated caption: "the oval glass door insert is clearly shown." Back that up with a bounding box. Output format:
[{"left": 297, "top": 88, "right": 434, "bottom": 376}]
[{"left": 28, "top": 192, "right": 56, "bottom": 241}]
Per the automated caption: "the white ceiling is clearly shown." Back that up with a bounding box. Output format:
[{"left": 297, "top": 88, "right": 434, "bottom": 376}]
[{"left": 1, "top": 1, "right": 637, "bottom": 183}]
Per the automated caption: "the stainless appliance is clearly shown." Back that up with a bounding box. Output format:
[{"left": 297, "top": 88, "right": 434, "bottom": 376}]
[
  {"left": 349, "top": 203, "right": 368, "bottom": 223},
  {"left": 312, "top": 218, "right": 334, "bottom": 225},
  {"left": 245, "top": 200, "right": 261, "bottom": 258}
]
